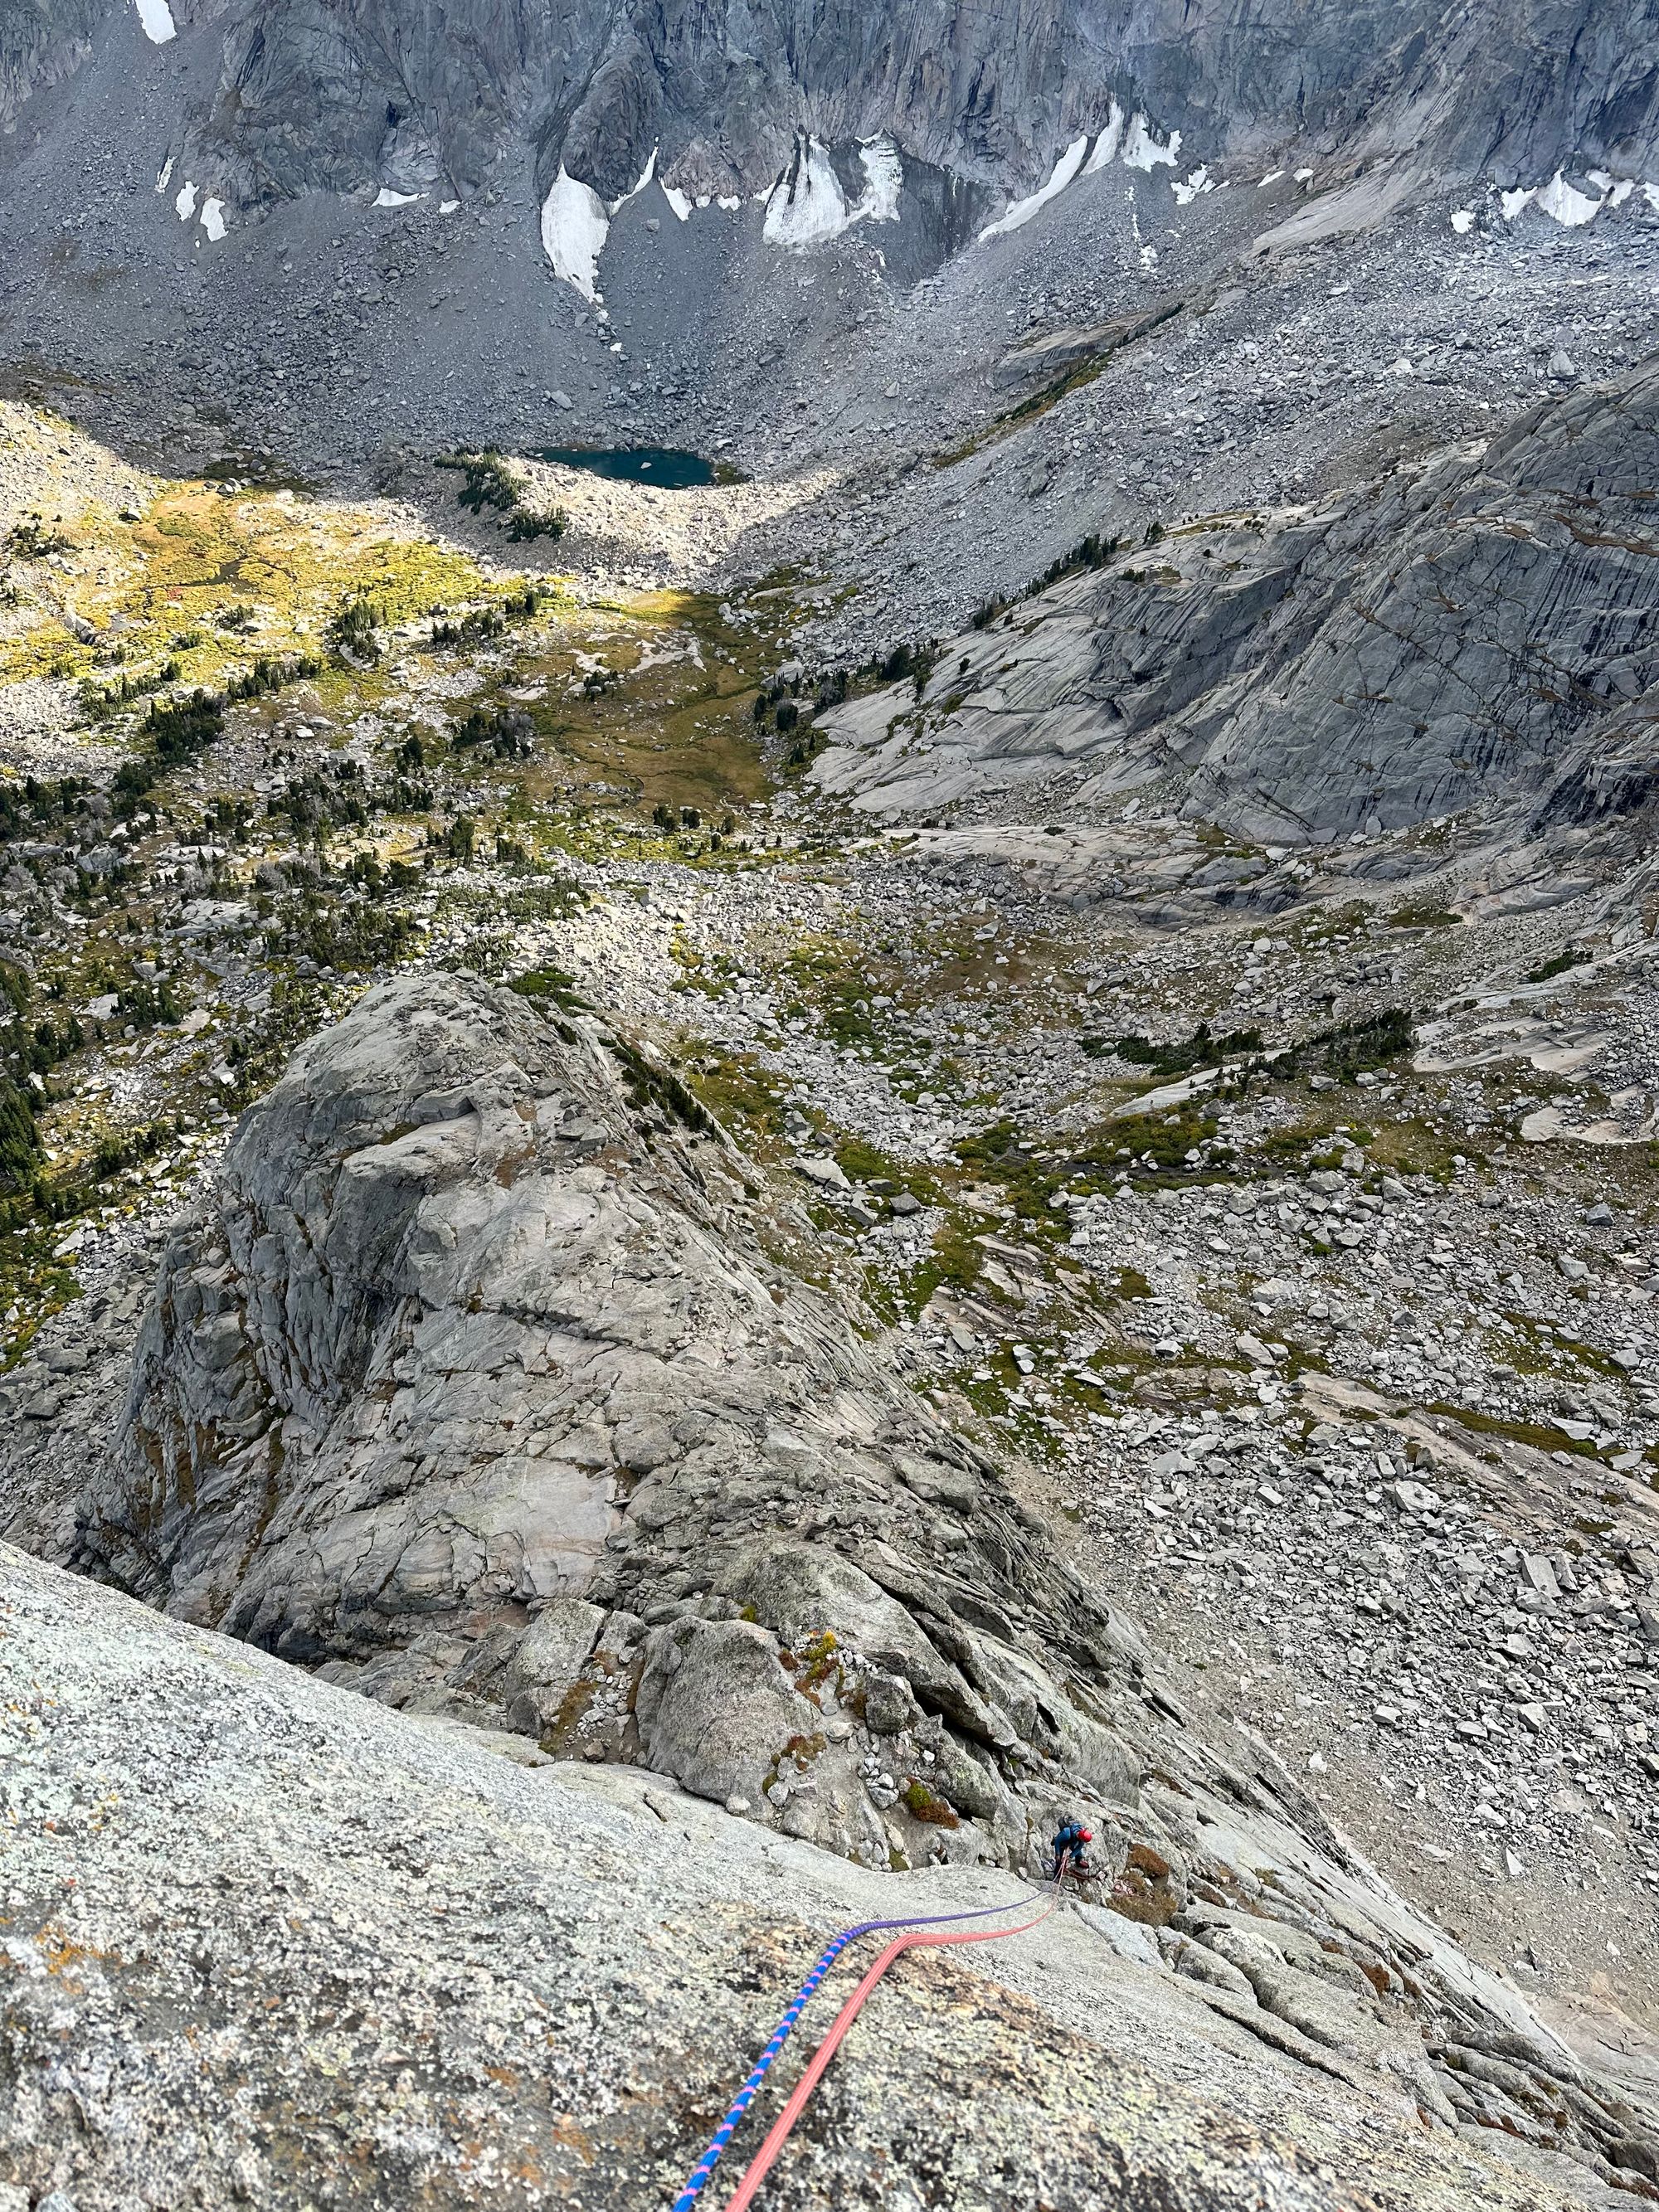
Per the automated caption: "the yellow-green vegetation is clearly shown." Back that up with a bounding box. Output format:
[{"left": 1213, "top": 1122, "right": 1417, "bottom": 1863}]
[
  {"left": 670, "top": 940, "right": 741, "bottom": 999},
  {"left": 780, "top": 935, "right": 884, "bottom": 1048},
  {"left": 684, "top": 1048, "right": 786, "bottom": 1148},
  {"left": 1360, "top": 1119, "right": 1477, "bottom": 1181},
  {"left": 1386, "top": 898, "right": 1463, "bottom": 930},
  {"left": 830, "top": 1135, "right": 941, "bottom": 1200},
  {"left": 932, "top": 299, "right": 1184, "bottom": 469},
  {"left": 0, "top": 422, "right": 794, "bottom": 854},
  {"left": 1, "top": 476, "right": 507, "bottom": 697},
  {"left": 1426, "top": 1403, "right": 1599, "bottom": 1458},
  {"left": 0, "top": 1232, "right": 80, "bottom": 1367},
  {"left": 1492, "top": 1313, "right": 1630, "bottom": 1385},
  {"left": 484, "top": 589, "right": 781, "bottom": 829}
]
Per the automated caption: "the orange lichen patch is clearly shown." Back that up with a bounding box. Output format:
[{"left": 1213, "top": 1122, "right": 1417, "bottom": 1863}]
[
  {"left": 549, "top": 2116, "right": 596, "bottom": 2166},
  {"left": 37, "top": 1923, "right": 119, "bottom": 1981}
]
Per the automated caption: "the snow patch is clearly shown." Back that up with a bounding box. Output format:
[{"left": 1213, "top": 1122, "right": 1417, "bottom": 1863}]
[
  {"left": 1122, "top": 114, "right": 1180, "bottom": 171},
  {"left": 134, "top": 0, "right": 175, "bottom": 42},
  {"left": 373, "top": 187, "right": 422, "bottom": 208},
  {"left": 717, "top": 194, "right": 741, "bottom": 211},
  {"left": 620, "top": 148, "right": 658, "bottom": 204},
  {"left": 765, "top": 138, "right": 849, "bottom": 245},
  {"left": 979, "top": 134, "right": 1088, "bottom": 241},
  {"left": 439, "top": 199, "right": 460, "bottom": 215},
  {"left": 977, "top": 106, "right": 1185, "bottom": 244},
  {"left": 1534, "top": 172, "right": 1603, "bottom": 226},
  {"left": 156, "top": 157, "right": 173, "bottom": 194},
  {"left": 1501, "top": 172, "right": 1634, "bottom": 227},
  {"left": 1257, "top": 169, "right": 1283, "bottom": 187},
  {"left": 1450, "top": 208, "right": 1476, "bottom": 234},
  {"left": 200, "top": 197, "right": 226, "bottom": 241},
  {"left": 1171, "top": 164, "right": 1216, "bottom": 206},
  {"left": 540, "top": 166, "right": 611, "bottom": 299},
  {"left": 174, "top": 181, "right": 197, "bottom": 220},
  {"left": 662, "top": 185, "right": 693, "bottom": 221},
  {"left": 1082, "top": 104, "right": 1125, "bottom": 174},
  {"left": 857, "top": 135, "right": 902, "bottom": 222}
]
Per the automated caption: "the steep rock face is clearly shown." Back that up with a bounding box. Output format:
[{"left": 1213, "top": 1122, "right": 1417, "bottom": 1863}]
[
  {"left": 810, "top": 358, "right": 1659, "bottom": 843},
  {"left": 59, "top": 974, "right": 1659, "bottom": 2196},
  {"left": 0, "top": 0, "right": 105, "bottom": 127},
  {"left": 77, "top": 970, "right": 1177, "bottom": 1879},
  {"left": 11, "top": 0, "right": 1659, "bottom": 220}
]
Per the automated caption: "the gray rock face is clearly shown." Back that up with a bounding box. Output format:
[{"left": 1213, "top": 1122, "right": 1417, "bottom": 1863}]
[
  {"left": 8, "top": 1544, "right": 1650, "bottom": 2212},
  {"left": 811, "top": 358, "right": 1659, "bottom": 843},
  {"left": 11, "top": 0, "right": 1658, "bottom": 216},
  {"left": 52, "top": 971, "right": 1659, "bottom": 2200},
  {"left": 75, "top": 970, "right": 1172, "bottom": 1878}
]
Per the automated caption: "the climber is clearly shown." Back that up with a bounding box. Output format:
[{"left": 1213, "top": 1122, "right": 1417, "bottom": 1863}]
[{"left": 1050, "top": 1816, "right": 1093, "bottom": 1884}]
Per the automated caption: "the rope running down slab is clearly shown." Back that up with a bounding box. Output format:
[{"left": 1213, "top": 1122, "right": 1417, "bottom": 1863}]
[
  {"left": 717, "top": 1864, "right": 1067, "bottom": 2212},
  {"left": 669, "top": 1879, "right": 1048, "bottom": 2212}
]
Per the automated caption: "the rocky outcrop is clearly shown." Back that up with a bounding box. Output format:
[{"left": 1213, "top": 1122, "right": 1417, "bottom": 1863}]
[
  {"left": 0, "top": 0, "right": 103, "bottom": 128},
  {"left": 75, "top": 968, "right": 1175, "bottom": 1876},
  {"left": 7, "top": 1543, "right": 1658, "bottom": 2212},
  {"left": 810, "top": 358, "right": 1659, "bottom": 843},
  {"left": 57, "top": 971, "right": 1659, "bottom": 2199}
]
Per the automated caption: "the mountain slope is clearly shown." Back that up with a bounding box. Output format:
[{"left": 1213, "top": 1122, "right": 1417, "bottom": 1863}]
[{"left": 809, "top": 357, "right": 1659, "bottom": 842}]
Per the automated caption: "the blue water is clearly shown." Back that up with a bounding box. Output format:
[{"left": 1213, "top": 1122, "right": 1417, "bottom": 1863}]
[{"left": 540, "top": 445, "right": 718, "bottom": 488}]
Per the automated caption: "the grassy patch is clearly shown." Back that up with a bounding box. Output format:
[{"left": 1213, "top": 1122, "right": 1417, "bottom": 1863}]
[
  {"left": 1527, "top": 950, "right": 1584, "bottom": 984},
  {"left": 1424, "top": 1403, "right": 1598, "bottom": 1457},
  {"left": 932, "top": 299, "right": 1184, "bottom": 469},
  {"left": 1386, "top": 901, "right": 1462, "bottom": 930}
]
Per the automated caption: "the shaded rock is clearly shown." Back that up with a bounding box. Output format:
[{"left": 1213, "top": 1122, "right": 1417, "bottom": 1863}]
[{"left": 635, "top": 1616, "right": 815, "bottom": 1806}]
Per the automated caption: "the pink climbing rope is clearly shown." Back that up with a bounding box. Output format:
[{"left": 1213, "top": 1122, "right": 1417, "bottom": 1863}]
[
  {"left": 669, "top": 1881, "right": 1044, "bottom": 2212},
  {"left": 717, "top": 1860, "right": 1068, "bottom": 2211}
]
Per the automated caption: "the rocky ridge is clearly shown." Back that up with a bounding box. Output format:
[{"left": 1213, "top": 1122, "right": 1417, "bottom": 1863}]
[
  {"left": 71, "top": 967, "right": 1204, "bottom": 1864},
  {"left": 808, "top": 357, "right": 1659, "bottom": 843}
]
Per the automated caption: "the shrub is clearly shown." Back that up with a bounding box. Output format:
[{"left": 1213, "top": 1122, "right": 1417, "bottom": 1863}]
[
  {"left": 429, "top": 588, "right": 542, "bottom": 650},
  {"left": 900, "top": 1780, "right": 960, "bottom": 1828},
  {"left": 7, "top": 516, "right": 72, "bottom": 558},
  {"left": 0, "top": 1075, "right": 39, "bottom": 1192},
  {"left": 328, "top": 593, "right": 382, "bottom": 665},
  {"left": 436, "top": 450, "right": 566, "bottom": 540},
  {"left": 508, "top": 966, "right": 589, "bottom": 1013},
  {"left": 451, "top": 705, "right": 534, "bottom": 759},
  {"left": 1267, "top": 1007, "right": 1414, "bottom": 1085},
  {"left": 1112, "top": 1023, "right": 1263, "bottom": 1077}
]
